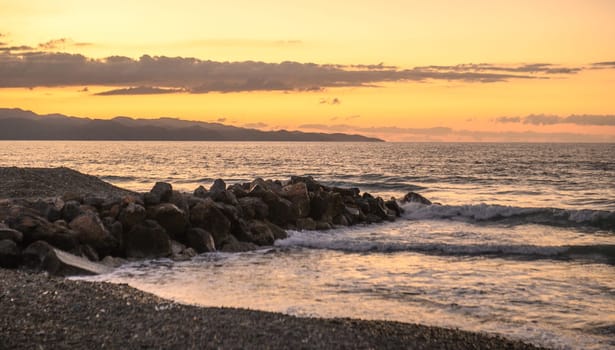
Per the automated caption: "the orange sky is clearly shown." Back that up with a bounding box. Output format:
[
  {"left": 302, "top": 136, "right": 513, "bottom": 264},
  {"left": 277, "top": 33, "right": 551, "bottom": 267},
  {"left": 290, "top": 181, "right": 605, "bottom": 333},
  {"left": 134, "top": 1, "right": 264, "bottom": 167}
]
[{"left": 1, "top": 0, "right": 615, "bottom": 141}]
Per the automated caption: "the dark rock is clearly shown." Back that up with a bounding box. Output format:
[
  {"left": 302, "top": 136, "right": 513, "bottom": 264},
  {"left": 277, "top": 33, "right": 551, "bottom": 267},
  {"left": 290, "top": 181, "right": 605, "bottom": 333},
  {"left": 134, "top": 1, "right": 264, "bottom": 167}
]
[
  {"left": 238, "top": 197, "right": 269, "bottom": 220},
  {"left": 185, "top": 228, "right": 216, "bottom": 253},
  {"left": 228, "top": 183, "right": 248, "bottom": 198},
  {"left": 0, "top": 239, "right": 21, "bottom": 268},
  {"left": 315, "top": 221, "right": 332, "bottom": 230},
  {"left": 22, "top": 240, "right": 112, "bottom": 276},
  {"left": 219, "top": 235, "right": 259, "bottom": 252},
  {"left": 402, "top": 192, "right": 432, "bottom": 205},
  {"left": 147, "top": 203, "right": 188, "bottom": 241},
  {"left": 265, "top": 195, "right": 296, "bottom": 226},
  {"left": 143, "top": 192, "right": 161, "bottom": 206},
  {"left": 296, "top": 217, "right": 317, "bottom": 231},
  {"left": 169, "top": 191, "right": 190, "bottom": 218},
  {"left": 193, "top": 185, "right": 208, "bottom": 198},
  {"left": 210, "top": 179, "right": 227, "bottom": 192},
  {"left": 333, "top": 214, "right": 350, "bottom": 226},
  {"left": 100, "top": 255, "right": 127, "bottom": 268},
  {"left": 69, "top": 212, "right": 117, "bottom": 253},
  {"left": 280, "top": 182, "right": 311, "bottom": 218},
  {"left": 290, "top": 175, "right": 324, "bottom": 192},
  {"left": 123, "top": 220, "right": 172, "bottom": 259},
  {"left": 366, "top": 213, "right": 383, "bottom": 223},
  {"left": 385, "top": 199, "right": 404, "bottom": 217},
  {"left": 189, "top": 199, "right": 231, "bottom": 246},
  {"left": 150, "top": 182, "right": 173, "bottom": 203},
  {"left": 344, "top": 206, "right": 363, "bottom": 224},
  {"left": 248, "top": 220, "right": 276, "bottom": 245},
  {"left": 70, "top": 244, "right": 100, "bottom": 262},
  {"left": 83, "top": 195, "right": 105, "bottom": 208},
  {"left": 331, "top": 187, "right": 360, "bottom": 198},
  {"left": 0, "top": 224, "right": 23, "bottom": 243},
  {"left": 62, "top": 200, "right": 83, "bottom": 222},
  {"left": 121, "top": 194, "right": 144, "bottom": 206},
  {"left": 118, "top": 203, "right": 146, "bottom": 230},
  {"left": 7, "top": 207, "right": 78, "bottom": 250},
  {"left": 210, "top": 189, "right": 238, "bottom": 206},
  {"left": 309, "top": 191, "right": 328, "bottom": 220},
  {"left": 265, "top": 220, "right": 287, "bottom": 240}
]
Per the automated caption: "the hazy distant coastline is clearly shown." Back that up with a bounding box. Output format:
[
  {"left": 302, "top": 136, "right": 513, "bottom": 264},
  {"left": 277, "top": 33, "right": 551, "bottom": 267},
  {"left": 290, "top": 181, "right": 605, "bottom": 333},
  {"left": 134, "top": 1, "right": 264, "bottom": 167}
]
[{"left": 0, "top": 108, "right": 383, "bottom": 142}]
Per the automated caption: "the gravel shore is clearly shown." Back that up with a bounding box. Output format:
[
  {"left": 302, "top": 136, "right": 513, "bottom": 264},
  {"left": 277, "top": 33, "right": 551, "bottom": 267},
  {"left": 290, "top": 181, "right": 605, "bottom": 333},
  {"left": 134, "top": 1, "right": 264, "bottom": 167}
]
[
  {"left": 0, "top": 167, "right": 133, "bottom": 199},
  {"left": 0, "top": 268, "right": 547, "bottom": 350}
]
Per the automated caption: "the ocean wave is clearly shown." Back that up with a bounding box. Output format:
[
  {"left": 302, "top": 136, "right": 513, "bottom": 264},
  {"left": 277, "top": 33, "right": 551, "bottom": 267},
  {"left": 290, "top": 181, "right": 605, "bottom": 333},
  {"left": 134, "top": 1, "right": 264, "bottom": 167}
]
[
  {"left": 99, "top": 175, "right": 137, "bottom": 182},
  {"left": 401, "top": 203, "right": 615, "bottom": 231},
  {"left": 276, "top": 234, "right": 615, "bottom": 264}
]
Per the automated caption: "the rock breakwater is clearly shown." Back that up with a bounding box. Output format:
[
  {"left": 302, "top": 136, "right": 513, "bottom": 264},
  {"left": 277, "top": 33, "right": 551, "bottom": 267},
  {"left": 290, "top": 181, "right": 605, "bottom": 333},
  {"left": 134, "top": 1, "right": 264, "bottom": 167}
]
[{"left": 0, "top": 168, "right": 429, "bottom": 275}]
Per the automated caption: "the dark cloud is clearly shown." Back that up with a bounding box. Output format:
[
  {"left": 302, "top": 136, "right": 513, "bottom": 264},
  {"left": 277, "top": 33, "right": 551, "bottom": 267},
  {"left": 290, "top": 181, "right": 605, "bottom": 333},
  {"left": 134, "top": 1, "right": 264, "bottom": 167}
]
[
  {"left": 495, "top": 114, "right": 615, "bottom": 126},
  {"left": 78, "top": 87, "right": 89, "bottom": 92},
  {"left": 95, "top": 86, "right": 186, "bottom": 96},
  {"left": 216, "top": 117, "right": 227, "bottom": 123},
  {"left": 0, "top": 49, "right": 577, "bottom": 93}
]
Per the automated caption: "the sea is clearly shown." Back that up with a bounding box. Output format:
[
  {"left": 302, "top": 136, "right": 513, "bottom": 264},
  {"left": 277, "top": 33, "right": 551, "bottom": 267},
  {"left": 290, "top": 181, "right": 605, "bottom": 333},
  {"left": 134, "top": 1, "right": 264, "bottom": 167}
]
[{"left": 1, "top": 141, "right": 614, "bottom": 350}]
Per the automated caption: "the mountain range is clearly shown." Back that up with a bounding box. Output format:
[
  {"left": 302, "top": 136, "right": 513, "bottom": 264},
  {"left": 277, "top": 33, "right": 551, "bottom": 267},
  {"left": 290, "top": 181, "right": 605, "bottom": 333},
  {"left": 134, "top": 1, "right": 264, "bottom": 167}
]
[{"left": 0, "top": 108, "right": 383, "bottom": 142}]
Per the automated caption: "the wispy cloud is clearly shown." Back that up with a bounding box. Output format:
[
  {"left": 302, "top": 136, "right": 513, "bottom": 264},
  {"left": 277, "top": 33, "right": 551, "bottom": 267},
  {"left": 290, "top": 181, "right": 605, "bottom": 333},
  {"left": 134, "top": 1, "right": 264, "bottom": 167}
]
[
  {"left": 417, "top": 63, "right": 582, "bottom": 75},
  {"left": 95, "top": 86, "right": 186, "bottom": 96},
  {"left": 591, "top": 61, "right": 615, "bottom": 69},
  {"left": 496, "top": 114, "right": 615, "bottom": 126}
]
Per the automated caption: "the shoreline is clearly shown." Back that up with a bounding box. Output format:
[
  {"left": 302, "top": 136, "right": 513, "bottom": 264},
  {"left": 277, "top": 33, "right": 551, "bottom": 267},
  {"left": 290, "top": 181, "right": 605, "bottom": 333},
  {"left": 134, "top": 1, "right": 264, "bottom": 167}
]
[{"left": 0, "top": 268, "right": 547, "bottom": 349}]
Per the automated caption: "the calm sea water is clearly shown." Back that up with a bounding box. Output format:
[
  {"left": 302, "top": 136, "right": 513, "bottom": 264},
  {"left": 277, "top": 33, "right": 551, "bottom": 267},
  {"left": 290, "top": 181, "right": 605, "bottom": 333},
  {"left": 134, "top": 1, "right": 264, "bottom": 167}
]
[{"left": 2, "top": 141, "right": 614, "bottom": 349}]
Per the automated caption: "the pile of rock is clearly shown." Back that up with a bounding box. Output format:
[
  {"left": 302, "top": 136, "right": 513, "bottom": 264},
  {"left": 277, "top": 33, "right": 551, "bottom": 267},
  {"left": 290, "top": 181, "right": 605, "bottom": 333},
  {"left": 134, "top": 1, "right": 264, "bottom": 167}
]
[{"left": 0, "top": 175, "right": 430, "bottom": 275}]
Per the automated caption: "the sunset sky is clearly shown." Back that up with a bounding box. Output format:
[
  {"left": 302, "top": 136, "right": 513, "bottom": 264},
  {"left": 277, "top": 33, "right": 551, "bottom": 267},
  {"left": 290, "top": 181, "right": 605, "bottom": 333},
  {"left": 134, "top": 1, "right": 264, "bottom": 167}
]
[{"left": 1, "top": 0, "right": 614, "bottom": 141}]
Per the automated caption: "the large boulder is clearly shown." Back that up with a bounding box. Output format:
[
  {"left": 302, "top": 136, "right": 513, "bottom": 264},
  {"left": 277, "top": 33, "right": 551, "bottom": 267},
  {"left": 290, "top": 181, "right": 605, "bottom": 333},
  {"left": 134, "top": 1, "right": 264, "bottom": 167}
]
[
  {"left": 248, "top": 220, "right": 276, "bottom": 246},
  {"left": 210, "top": 179, "right": 227, "bottom": 192},
  {"left": 189, "top": 199, "right": 231, "bottom": 245},
  {"left": 185, "top": 228, "right": 216, "bottom": 253},
  {"left": 0, "top": 239, "right": 21, "bottom": 268},
  {"left": 69, "top": 212, "right": 118, "bottom": 254},
  {"left": 62, "top": 200, "right": 83, "bottom": 222},
  {"left": 402, "top": 192, "right": 432, "bottom": 205},
  {"left": 150, "top": 182, "right": 173, "bottom": 203},
  {"left": 0, "top": 223, "right": 23, "bottom": 243},
  {"left": 310, "top": 191, "right": 344, "bottom": 223},
  {"left": 147, "top": 203, "right": 188, "bottom": 241},
  {"left": 22, "top": 240, "right": 112, "bottom": 276},
  {"left": 6, "top": 206, "right": 78, "bottom": 250},
  {"left": 193, "top": 185, "right": 208, "bottom": 198},
  {"left": 219, "top": 235, "right": 259, "bottom": 253},
  {"left": 280, "top": 182, "right": 311, "bottom": 218},
  {"left": 238, "top": 197, "right": 269, "bottom": 220},
  {"left": 122, "top": 220, "right": 172, "bottom": 259},
  {"left": 290, "top": 176, "right": 324, "bottom": 192},
  {"left": 118, "top": 202, "right": 147, "bottom": 230},
  {"left": 385, "top": 199, "right": 404, "bottom": 217}
]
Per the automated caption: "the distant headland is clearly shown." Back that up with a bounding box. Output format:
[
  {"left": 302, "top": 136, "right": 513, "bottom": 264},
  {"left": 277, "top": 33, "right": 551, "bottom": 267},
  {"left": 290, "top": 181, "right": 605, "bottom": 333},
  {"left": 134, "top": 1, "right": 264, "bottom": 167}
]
[{"left": 0, "top": 108, "right": 383, "bottom": 142}]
